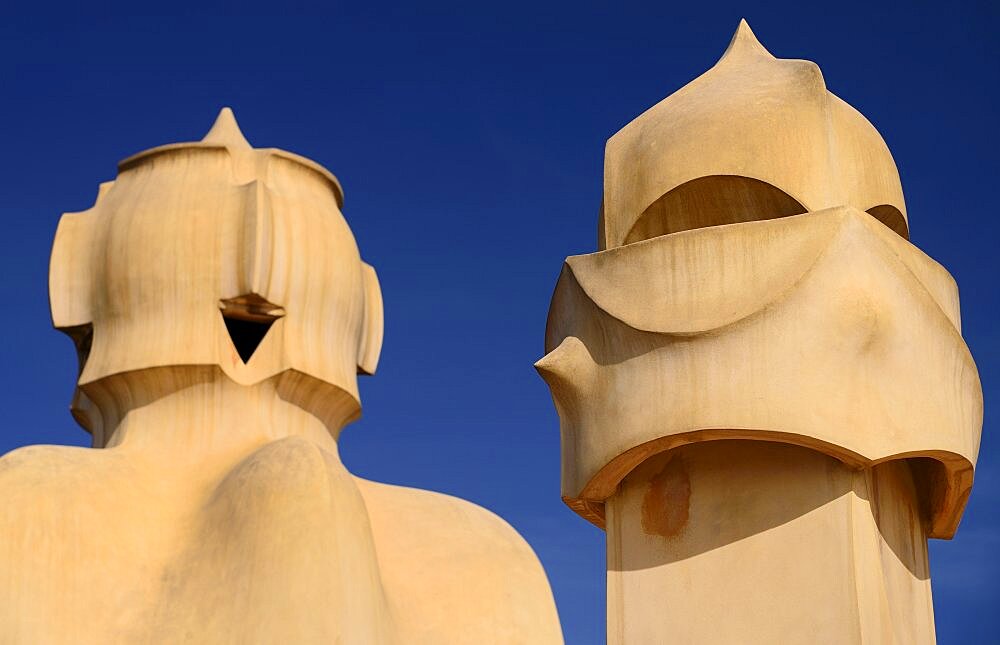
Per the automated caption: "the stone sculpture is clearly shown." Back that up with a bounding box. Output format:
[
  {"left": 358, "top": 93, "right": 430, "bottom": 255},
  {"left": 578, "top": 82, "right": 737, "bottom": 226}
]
[
  {"left": 536, "top": 20, "right": 982, "bottom": 644},
  {"left": 0, "top": 109, "right": 563, "bottom": 644}
]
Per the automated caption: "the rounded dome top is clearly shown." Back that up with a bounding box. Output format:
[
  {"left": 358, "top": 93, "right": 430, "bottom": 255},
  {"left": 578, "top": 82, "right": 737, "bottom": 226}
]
[{"left": 600, "top": 20, "right": 908, "bottom": 249}]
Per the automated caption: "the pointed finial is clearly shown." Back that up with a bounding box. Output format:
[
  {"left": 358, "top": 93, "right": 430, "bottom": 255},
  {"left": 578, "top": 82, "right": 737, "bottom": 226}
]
[
  {"left": 202, "top": 107, "right": 252, "bottom": 149},
  {"left": 721, "top": 19, "right": 773, "bottom": 61}
]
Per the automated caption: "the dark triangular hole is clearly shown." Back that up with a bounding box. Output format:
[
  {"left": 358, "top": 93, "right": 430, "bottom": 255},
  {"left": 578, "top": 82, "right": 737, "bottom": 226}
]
[
  {"left": 222, "top": 315, "right": 274, "bottom": 363},
  {"left": 219, "top": 294, "right": 284, "bottom": 364}
]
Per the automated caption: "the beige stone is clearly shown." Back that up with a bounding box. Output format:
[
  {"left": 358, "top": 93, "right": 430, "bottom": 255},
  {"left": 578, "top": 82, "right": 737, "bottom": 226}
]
[
  {"left": 0, "top": 109, "right": 563, "bottom": 644},
  {"left": 537, "top": 20, "right": 982, "bottom": 643}
]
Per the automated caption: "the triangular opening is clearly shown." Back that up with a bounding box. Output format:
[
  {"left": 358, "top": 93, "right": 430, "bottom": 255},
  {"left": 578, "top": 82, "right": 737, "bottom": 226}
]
[
  {"left": 219, "top": 294, "right": 284, "bottom": 364},
  {"left": 222, "top": 315, "right": 275, "bottom": 363}
]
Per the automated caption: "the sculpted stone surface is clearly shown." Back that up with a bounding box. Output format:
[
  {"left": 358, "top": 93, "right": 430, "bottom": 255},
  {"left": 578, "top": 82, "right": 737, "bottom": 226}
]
[
  {"left": 0, "top": 109, "right": 563, "bottom": 644},
  {"left": 537, "top": 20, "right": 982, "bottom": 643}
]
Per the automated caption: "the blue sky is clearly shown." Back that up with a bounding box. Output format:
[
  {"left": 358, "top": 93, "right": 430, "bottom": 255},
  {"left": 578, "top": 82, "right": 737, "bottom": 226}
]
[{"left": 2, "top": 1, "right": 997, "bottom": 641}]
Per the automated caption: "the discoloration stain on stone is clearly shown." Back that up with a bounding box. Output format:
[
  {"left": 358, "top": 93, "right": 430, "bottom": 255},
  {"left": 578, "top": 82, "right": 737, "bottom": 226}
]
[{"left": 641, "top": 455, "right": 690, "bottom": 538}]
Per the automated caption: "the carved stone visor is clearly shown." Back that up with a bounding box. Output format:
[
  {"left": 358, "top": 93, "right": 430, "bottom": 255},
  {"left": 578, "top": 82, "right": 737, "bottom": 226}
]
[{"left": 538, "top": 207, "right": 981, "bottom": 538}]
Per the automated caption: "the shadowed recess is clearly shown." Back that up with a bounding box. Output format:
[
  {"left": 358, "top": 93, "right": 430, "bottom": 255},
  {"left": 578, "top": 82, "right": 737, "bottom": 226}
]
[
  {"left": 58, "top": 322, "right": 94, "bottom": 376},
  {"left": 867, "top": 204, "right": 909, "bottom": 238},
  {"left": 624, "top": 175, "right": 807, "bottom": 244},
  {"left": 613, "top": 441, "right": 930, "bottom": 580}
]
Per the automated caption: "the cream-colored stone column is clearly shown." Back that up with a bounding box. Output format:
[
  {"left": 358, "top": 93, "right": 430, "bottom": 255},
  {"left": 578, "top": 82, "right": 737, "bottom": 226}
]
[{"left": 606, "top": 442, "right": 934, "bottom": 644}]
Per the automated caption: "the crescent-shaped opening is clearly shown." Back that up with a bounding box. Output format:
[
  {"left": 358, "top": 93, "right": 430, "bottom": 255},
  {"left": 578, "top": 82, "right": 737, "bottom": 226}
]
[
  {"left": 624, "top": 175, "right": 808, "bottom": 245},
  {"left": 867, "top": 204, "right": 909, "bottom": 239}
]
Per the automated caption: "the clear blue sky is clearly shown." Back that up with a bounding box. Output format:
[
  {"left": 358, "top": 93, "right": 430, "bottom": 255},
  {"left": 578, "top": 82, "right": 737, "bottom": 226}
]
[{"left": 2, "top": 1, "right": 997, "bottom": 642}]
